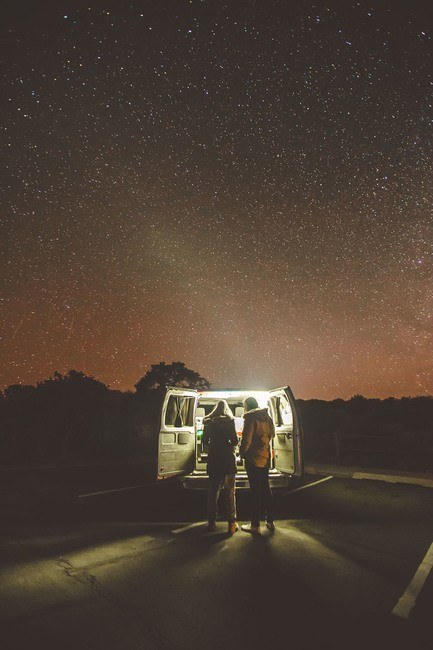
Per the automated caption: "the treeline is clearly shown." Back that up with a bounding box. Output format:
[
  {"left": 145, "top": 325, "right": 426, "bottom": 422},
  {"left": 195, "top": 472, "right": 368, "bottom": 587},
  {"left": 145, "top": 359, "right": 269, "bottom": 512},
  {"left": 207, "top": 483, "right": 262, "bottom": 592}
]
[
  {"left": 0, "top": 363, "right": 209, "bottom": 466},
  {"left": 0, "top": 368, "right": 432, "bottom": 472},
  {"left": 0, "top": 371, "right": 150, "bottom": 465},
  {"left": 298, "top": 395, "right": 433, "bottom": 472}
]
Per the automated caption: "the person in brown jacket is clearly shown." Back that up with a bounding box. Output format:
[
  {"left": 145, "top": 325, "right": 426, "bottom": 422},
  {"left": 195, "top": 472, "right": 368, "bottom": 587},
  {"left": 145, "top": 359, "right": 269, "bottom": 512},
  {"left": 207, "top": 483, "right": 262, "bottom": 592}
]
[{"left": 240, "top": 396, "right": 275, "bottom": 534}]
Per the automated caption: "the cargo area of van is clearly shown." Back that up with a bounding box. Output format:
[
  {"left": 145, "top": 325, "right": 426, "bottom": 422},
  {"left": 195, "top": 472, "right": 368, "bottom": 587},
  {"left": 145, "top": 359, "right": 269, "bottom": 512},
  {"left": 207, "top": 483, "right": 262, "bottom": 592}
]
[
  {"left": 157, "top": 387, "right": 303, "bottom": 488},
  {"left": 195, "top": 392, "right": 272, "bottom": 474},
  {"left": 186, "top": 389, "right": 300, "bottom": 489}
]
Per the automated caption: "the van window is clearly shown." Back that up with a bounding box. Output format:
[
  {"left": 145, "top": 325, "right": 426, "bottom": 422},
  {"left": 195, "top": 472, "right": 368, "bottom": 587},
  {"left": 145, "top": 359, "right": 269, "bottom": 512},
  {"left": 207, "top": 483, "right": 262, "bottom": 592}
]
[
  {"left": 165, "top": 395, "right": 195, "bottom": 427},
  {"left": 273, "top": 394, "right": 293, "bottom": 427}
]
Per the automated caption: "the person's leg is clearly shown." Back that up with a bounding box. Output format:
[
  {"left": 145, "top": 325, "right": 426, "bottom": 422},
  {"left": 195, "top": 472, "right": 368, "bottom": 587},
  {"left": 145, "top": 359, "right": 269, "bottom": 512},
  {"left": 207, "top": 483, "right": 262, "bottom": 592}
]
[
  {"left": 262, "top": 467, "right": 274, "bottom": 525},
  {"left": 207, "top": 475, "right": 222, "bottom": 525},
  {"left": 245, "top": 462, "right": 261, "bottom": 528},
  {"left": 223, "top": 474, "right": 237, "bottom": 522}
]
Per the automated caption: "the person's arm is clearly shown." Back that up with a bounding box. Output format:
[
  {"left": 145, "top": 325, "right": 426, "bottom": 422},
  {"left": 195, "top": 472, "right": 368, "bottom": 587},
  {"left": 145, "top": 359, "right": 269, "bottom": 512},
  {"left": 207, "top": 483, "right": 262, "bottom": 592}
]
[
  {"left": 240, "top": 416, "right": 254, "bottom": 458},
  {"left": 229, "top": 419, "right": 238, "bottom": 447},
  {"left": 202, "top": 420, "right": 211, "bottom": 446},
  {"left": 269, "top": 415, "right": 275, "bottom": 440}
]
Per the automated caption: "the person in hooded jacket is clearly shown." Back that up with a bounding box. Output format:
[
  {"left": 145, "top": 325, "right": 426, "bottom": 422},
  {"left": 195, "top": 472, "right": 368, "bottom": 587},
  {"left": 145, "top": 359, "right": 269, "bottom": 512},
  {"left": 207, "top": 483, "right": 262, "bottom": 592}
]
[
  {"left": 240, "top": 396, "right": 276, "bottom": 534},
  {"left": 202, "top": 400, "right": 239, "bottom": 535}
]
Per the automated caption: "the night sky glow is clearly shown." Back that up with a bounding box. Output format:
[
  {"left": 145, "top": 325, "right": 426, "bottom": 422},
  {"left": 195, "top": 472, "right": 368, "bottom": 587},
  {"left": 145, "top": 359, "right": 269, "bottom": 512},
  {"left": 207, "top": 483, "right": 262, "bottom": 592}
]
[{"left": 1, "top": 0, "right": 432, "bottom": 399}]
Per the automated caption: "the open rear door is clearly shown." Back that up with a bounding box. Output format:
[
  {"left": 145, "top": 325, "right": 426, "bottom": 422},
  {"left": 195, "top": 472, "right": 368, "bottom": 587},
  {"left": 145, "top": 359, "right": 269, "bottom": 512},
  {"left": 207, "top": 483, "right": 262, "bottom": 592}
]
[
  {"left": 269, "top": 386, "right": 304, "bottom": 477},
  {"left": 157, "top": 388, "right": 198, "bottom": 479}
]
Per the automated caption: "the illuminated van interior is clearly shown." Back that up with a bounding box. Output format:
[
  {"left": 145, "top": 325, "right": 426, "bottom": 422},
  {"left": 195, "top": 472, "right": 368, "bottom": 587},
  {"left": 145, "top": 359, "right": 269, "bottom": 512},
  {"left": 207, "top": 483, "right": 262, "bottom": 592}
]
[{"left": 195, "top": 390, "right": 293, "bottom": 474}]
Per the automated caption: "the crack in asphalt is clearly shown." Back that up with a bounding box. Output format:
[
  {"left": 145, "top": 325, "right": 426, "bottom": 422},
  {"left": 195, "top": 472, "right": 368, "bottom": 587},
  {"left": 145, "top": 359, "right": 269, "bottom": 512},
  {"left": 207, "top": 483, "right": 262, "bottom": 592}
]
[
  {"left": 55, "top": 535, "right": 177, "bottom": 572},
  {"left": 57, "top": 556, "right": 174, "bottom": 650},
  {"left": 53, "top": 529, "right": 233, "bottom": 573}
]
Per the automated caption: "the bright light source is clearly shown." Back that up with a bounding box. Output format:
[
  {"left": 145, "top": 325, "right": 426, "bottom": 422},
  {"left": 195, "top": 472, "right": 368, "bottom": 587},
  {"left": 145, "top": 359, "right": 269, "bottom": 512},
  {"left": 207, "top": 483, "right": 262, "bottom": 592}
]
[{"left": 199, "top": 390, "right": 270, "bottom": 408}]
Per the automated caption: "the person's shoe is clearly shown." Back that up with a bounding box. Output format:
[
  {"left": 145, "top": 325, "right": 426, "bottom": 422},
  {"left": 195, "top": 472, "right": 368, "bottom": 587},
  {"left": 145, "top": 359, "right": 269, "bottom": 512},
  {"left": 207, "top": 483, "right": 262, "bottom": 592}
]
[
  {"left": 241, "top": 524, "right": 261, "bottom": 535},
  {"left": 228, "top": 522, "right": 239, "bottom": 535},
  {"left": 266, "top": 521, "right": 276, "bottom": 531},
  {"left": 207, "top": 521, "right": 217, "bottom": 531}
]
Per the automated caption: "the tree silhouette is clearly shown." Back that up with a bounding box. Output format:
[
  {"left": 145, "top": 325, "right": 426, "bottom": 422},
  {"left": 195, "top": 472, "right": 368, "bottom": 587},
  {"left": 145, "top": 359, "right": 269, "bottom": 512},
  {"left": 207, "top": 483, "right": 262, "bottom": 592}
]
[
  {"left": 135, "top": 361, "right": 210, "bottom": 393},
  {"left": 0, "top": 369, "right": 137, "bottom": 464}
]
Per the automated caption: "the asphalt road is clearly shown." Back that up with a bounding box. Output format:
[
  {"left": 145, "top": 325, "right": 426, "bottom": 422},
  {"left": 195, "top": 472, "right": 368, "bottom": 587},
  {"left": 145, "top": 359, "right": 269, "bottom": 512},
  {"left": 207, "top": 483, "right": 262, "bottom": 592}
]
[{"left": 1, "top": 465, "right": 433, "bottom": 650}]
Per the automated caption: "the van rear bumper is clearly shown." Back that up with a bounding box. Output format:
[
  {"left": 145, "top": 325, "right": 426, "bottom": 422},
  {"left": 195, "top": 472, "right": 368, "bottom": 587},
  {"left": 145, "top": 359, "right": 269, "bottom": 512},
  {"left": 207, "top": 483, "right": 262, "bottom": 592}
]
[{"left": 180, "top": 470, "right": 290, "bottom": 490}]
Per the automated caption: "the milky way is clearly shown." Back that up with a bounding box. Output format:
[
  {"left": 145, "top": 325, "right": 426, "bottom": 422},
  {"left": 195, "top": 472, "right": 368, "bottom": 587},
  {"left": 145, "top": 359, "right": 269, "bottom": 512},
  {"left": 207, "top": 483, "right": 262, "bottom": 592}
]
[{"left": 1, "top": 0, "right": 432, "bottom": 398}]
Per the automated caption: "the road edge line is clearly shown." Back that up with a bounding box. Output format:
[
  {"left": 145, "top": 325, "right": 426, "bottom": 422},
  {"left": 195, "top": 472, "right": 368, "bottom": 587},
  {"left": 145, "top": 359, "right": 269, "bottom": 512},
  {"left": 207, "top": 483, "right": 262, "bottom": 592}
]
[
  {"left": 282, "top": 475, "right": 333, "bottom": 496},
  {"left": 352, "top": 472, "right": 433, "bottom": 488},
  {"left": 392, "top": 541, "right": 433, "bottom": 619},
  {"left": 78, "top": 483, "right": 157, "bottom": 498}
]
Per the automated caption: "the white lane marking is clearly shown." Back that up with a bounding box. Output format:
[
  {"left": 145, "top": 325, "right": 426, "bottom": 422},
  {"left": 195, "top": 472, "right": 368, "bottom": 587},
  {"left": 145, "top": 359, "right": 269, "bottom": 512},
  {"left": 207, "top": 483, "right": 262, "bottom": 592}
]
[
  {"left": 353, "top": 472, "right": 433, "bottom": 488},
  {"left": 282, "top": 475, "right": 333, "bottom": 496},
  {"left": 172, "top": 521, "right": 207, "bottom": 534},
  {"left": 78, "top": 483, "right": 157, "bottom": 498},
  {"left": 392, "top": 542, "right": 433, "bottom": 619}
]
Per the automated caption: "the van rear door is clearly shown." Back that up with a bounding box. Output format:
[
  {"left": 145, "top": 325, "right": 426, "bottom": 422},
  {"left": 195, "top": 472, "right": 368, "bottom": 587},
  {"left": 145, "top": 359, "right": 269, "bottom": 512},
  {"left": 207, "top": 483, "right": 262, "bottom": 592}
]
[
  {"left": 269, "top": 386, "right": 304, "bottom": 477},
  {"left": 157, "top": 388, "right": 198, "bottom": 478}
]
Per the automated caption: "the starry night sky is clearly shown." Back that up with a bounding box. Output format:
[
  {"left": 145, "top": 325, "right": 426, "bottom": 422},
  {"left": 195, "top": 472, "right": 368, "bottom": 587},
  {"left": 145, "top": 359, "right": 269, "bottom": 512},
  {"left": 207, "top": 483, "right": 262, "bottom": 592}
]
[{"left": 1, "top": 0, "right": 432, "bottom": 399}]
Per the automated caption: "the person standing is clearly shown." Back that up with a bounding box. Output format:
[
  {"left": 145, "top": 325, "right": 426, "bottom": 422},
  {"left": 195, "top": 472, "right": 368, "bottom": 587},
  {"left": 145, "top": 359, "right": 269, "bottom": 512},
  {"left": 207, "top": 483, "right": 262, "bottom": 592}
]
[
  {"left": 240, "top": 396, "right": 275, "bottom": 534},
  {"left": 202, "top": 400, "right": 239, "bottom": 535}
]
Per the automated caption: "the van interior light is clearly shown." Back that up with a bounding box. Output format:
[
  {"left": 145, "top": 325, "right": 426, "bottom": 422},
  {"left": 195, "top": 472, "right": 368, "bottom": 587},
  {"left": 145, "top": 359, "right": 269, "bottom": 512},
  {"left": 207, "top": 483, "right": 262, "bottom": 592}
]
[{"left": 199, "top": 390, "right": 270, "bottom": 408}]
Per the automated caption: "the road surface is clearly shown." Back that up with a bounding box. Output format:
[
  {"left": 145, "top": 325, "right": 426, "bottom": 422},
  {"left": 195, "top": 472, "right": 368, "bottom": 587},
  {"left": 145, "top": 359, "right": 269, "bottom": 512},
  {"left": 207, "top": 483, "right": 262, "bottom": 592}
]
[{"left": 1, "top": 465, "right": 433, "bottom": 649}]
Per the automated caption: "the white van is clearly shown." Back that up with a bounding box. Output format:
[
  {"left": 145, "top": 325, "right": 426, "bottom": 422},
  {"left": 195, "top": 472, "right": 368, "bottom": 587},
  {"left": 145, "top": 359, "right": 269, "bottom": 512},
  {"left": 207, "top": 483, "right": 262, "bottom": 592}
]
[{"left": 157, "top": 386, "right": 303, "bottom": 489}]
